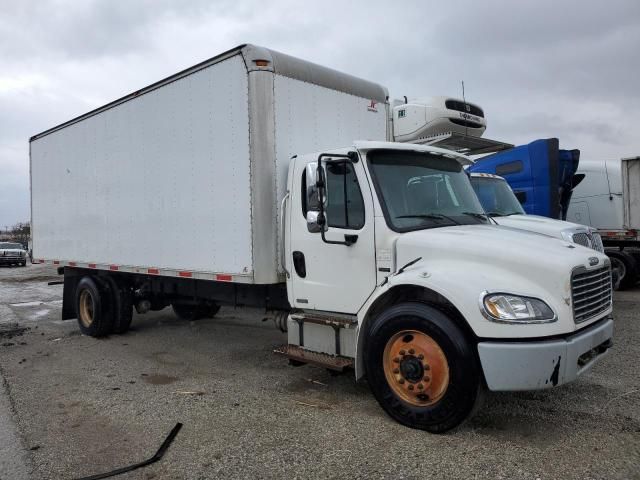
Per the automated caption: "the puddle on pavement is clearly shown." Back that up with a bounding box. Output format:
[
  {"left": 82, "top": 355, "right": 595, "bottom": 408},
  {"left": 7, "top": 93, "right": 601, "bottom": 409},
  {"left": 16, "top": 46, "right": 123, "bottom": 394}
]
[{"left": 141, "top": 374, "right": 178, "bottom": 385}]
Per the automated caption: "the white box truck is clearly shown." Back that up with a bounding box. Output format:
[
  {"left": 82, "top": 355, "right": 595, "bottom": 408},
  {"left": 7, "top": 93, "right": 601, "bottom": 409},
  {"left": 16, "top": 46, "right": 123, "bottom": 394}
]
[
  {"left": 30, "top": 44, "right": 614, "bottom": 432},
  {"left": 568, "top": 157, "right": 640, "bottom": 289}
]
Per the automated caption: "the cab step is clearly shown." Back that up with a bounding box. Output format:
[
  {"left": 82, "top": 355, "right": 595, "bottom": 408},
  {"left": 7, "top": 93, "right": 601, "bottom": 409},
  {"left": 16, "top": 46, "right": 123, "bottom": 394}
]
[
  {"left": 289, "top": 312, "right": 357, "bottom": 356},
  {"left": 290, "top": 312, "right": 357, "bottom": 328},
  {"left": 274, "top": 345, "right": 354, "bottom": 372}
]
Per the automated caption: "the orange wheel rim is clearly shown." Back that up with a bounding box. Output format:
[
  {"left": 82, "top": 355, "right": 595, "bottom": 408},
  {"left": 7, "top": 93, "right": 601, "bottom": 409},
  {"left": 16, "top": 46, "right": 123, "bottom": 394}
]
[{"left": 383, "top": 330, "right": 449, "bottom": 407}]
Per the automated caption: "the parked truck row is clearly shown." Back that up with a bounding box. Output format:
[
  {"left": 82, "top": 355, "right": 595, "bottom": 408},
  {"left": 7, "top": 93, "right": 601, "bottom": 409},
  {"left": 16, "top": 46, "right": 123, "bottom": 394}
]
[
  {"left": 30, "top": 44, "right": 614, "bottom": 432},
  {"left": 470, "top": 139, "right": 639, "bottom": 289}
]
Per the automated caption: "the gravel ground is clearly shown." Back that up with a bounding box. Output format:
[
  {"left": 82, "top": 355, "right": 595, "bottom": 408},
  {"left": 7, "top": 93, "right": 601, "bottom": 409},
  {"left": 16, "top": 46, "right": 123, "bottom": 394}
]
[{"left": 0, "top": 263, "right": 638, "bottom": 479}]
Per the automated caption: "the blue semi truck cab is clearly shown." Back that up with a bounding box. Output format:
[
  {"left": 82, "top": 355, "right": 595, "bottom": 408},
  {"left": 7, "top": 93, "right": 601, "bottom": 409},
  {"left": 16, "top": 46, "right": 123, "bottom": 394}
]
[{"left": 468, "top": 138, "right": 580, "bottom": 220}]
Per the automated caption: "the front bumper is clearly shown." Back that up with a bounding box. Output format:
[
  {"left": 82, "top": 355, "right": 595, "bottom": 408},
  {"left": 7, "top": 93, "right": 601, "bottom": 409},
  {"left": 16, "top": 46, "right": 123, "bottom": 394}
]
[
  {"left": 478, "top": 318, "right": 614, "bottom": 391},
  {"left": 0, "top": 256, "right": 24, "bottom": 264}
]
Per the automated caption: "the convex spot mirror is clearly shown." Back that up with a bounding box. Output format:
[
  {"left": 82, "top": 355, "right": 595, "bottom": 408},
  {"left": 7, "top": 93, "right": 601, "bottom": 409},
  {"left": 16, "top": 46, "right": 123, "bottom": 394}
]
[{"left": 306, "top": 211, "right": 327, "bottom": 233}]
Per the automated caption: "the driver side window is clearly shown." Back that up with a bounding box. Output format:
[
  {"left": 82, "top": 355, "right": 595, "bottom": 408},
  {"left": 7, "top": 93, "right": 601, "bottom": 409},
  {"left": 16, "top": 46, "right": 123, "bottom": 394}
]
[{"left": 325, "top": 162, "right": 365, "bottom": 230}]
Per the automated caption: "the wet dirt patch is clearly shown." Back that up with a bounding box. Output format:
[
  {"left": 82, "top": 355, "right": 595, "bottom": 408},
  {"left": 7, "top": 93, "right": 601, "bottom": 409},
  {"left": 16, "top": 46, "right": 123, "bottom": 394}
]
[
  {"left": 0, "top": 323, "right": 29, "bottom": 340},
  {"left": 141, "top": 374, "right": 178, "bottom": 385}
]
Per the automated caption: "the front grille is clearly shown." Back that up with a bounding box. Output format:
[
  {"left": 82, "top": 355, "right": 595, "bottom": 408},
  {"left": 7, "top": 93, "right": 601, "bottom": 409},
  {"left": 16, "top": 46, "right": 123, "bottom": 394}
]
[
  {"left": 571, "top": 266, "right": 612, "bottom": 324},
  {"left": 445, "top": 99, "right": 484, "bottom": 117},
  {"left": 591, "top": 233, "right": 604, "bottom": 252},
  {"left": 571, "top": 232, "right": 605, "bottom": 253},
  {"left": 572, "top": 233, "right": 590, "bottom": 248}
]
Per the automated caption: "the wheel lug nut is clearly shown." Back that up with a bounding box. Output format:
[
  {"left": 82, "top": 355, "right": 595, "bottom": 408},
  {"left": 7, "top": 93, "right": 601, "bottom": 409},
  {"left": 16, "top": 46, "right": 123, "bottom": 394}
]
[
  {"left": 418, "top": 384, "right": 424, "bottom": 390},
  {"left": 393, "top": 357, "right": 400, "bottom": 363},
  {"left": 424, "top": 364, "right": 430, "bottom": 371},
  {"left": 409, "top": 348, "right": 415, "bottom": 355},
  {"left": 424, "top": 376, "right": 430, "bottom": 382},
  {"left": 418, "top": 354, "right": 424, "bottom": 360},
  {"left": 399, "top": 378, "right": 405, "bottom": 384},
  {"left": 393, "top": 368, "right": 400, "bottom": 374},
  {"left": 408, "top": 385, "right": 414, "bottom": 390},
  {"left": 399, "top": 349, "right": 406, "bottom": 355}
]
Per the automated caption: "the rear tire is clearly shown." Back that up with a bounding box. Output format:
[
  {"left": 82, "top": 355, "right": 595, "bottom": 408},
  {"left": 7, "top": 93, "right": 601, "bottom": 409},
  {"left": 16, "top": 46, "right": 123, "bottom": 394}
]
[
  {"left": 75, "top": 276, "right": 113, "bottom": 337},
  {"left": 104, "top": 276, "right": 133, "bottom": 334},
  {"left": 365, "top": 302, "right": 482, "bottom": 433},
  {"left": 608, "top": 250, "right": 638, "bottom": 290}
]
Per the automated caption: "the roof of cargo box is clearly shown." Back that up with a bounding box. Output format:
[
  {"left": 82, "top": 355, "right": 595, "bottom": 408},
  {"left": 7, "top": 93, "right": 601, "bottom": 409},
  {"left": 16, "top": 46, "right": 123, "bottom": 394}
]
[{"left": 30, "top": 44, "right": 389, "bottom": 142}]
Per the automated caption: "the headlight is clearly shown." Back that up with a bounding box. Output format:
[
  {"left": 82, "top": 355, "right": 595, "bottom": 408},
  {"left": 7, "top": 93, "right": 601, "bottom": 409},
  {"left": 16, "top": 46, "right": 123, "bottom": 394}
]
[{"left": 481, "top": 293, "right": 556, "bottom": 323}]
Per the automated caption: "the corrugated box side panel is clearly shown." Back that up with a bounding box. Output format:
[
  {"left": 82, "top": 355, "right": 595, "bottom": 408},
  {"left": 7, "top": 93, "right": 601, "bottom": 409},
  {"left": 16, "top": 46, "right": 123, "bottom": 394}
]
[
  {"left": 31, "top": 54, "right": 253, "bottom": 276},
  {"left": 272, "top": 74, "right": 387, "bottom": 262}
]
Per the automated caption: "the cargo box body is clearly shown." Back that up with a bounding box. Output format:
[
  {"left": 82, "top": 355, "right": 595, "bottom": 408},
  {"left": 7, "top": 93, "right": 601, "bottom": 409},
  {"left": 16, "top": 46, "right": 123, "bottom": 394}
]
[{"left": 30, "top": 44, "right": 388, "bottom": 284}]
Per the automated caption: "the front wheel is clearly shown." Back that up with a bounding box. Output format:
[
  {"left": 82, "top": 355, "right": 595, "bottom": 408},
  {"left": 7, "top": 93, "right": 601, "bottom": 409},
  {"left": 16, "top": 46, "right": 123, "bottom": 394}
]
[{"left": 365, "top": 303, "right": 482, "bottom": 433}]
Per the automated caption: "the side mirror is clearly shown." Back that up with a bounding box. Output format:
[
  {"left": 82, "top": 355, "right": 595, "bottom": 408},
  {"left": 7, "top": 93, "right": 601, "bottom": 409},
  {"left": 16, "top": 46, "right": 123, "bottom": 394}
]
[
  {"left": 306, "top": 211, "right": 327, "bottom": 233},
  {"left": 305, "top": 162, "right": 325, "bottom": 210}
]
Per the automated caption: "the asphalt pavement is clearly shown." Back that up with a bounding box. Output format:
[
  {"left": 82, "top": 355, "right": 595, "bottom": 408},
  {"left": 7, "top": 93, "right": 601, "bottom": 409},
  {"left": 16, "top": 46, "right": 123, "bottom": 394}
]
[{"left": 0, "top": 263, "right": 638, "bottom": 479}]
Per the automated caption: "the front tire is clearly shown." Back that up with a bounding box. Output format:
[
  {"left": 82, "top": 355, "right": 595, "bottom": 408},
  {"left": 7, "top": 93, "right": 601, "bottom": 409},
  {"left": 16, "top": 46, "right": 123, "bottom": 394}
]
[
  {"left": 75, "top": 276, "right": 113, "bottom": 337},
  {"left": 365, "top": 302, "right": 481, "bottom": 433}
]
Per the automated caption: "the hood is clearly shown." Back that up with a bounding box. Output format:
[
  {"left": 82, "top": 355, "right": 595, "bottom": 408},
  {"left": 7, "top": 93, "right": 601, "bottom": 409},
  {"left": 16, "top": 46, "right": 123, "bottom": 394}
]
[
  {"left": 395, "top": 224, "right": 606, "bottom": 280},
  {"left": 491, "top": 214, "right": 591, "bottom": 240},
  {"left": 392, "top": 224, "right": 611, "bottom": 338}
]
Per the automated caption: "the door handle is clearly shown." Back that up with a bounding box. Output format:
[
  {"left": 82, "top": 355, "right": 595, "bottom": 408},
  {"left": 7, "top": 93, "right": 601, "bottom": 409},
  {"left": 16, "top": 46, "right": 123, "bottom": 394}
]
[{"left": 292, "top": 251, "right": 306, "bottom": 278}]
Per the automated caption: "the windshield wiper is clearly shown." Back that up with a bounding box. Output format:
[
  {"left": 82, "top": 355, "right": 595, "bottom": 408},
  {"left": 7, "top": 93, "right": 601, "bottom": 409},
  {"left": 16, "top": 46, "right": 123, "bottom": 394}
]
[
  {"left": 395, "top": 214, "right": 460, "bottom": 225},
  {"left": 486, "top": 211, "right": 505, "bottom": 217},
  {"left": 461, "top": 211, "right": 489, "bottom": 221}
]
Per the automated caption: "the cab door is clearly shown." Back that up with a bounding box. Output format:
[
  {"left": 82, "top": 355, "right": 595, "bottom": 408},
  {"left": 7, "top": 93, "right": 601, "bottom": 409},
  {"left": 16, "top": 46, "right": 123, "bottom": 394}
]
[{"left": 287, "top": 154, "right": 376, "bottom": 314}]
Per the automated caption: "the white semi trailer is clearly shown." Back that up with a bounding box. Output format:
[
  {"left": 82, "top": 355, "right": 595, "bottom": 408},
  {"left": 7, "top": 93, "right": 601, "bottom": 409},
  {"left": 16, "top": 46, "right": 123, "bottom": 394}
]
[
  {"left": 568, "top": 157, "right": 640, "bottom": 289},
  {"left": 30, "top": 44, "right": 614, "bottom": 432}
]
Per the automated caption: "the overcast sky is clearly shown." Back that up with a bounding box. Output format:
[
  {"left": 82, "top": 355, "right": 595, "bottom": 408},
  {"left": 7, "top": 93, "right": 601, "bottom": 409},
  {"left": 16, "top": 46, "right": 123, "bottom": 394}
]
[{"left": 1, "top": 0, "right": 638, "bottom": 227}]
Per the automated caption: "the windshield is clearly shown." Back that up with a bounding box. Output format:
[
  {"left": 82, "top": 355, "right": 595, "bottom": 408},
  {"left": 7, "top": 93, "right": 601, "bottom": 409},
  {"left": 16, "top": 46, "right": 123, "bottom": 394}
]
[
  {"left": 470, "top": 176, "right": 526, "bottom": 217},
  {"left": 0, "top": 243, "right": 24, "bottom": 250},
  {"left": 367, "top": 150, "right": 489, "bottom": 232}
]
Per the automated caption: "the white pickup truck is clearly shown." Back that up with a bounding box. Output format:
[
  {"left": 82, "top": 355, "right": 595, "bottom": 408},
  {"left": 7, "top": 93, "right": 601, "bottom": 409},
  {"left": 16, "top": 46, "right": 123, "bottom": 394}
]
[
  {"left": 0, "top": 242, "right": 28, "bottom": 267},
  {"left": 30, "top": 44, "right": 614, "bottom": 432}
]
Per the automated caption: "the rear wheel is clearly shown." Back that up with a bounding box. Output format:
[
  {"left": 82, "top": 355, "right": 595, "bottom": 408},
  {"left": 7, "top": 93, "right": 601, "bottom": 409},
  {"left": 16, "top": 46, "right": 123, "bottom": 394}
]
[
  {"left": 608, "top": 250, "right": 638, "bottom": 290},
  {"left": 365, "top": 303, "right": 482, "bottom": 433},
  {"left": 104, "top": 276, "right": 133, "bottom": 334},
  {"left": 75, "top": 276, "right": 113, "bottom": 337}
]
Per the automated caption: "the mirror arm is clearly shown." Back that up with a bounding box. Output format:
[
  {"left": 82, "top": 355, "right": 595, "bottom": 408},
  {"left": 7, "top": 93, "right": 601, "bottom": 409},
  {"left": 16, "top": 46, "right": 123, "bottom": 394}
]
[{"left": 316, "top": 152, "right": 359, "bottom": 247}]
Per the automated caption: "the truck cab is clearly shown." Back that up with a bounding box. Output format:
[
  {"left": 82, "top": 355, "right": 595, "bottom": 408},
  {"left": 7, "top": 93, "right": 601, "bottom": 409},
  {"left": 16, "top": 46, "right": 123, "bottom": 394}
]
[
  {"left": 282, "top": 141, "right": 613, "bottom": 432},
  {"left": 469, "top": 173, "right": 605, "bottom": 253}
]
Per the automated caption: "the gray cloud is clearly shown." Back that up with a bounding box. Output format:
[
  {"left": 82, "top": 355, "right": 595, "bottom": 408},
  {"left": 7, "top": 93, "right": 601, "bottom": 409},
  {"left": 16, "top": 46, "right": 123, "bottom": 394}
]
[{"left": 1, "top": 0, "right": 638, "bottom": 226}]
